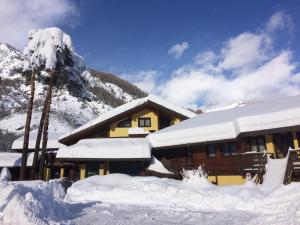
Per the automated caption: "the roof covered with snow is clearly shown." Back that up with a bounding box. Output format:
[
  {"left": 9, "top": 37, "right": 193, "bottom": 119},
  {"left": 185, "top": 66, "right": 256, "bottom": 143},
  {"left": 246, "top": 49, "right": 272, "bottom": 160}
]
[
  {"left": 56, "top": 138, "right": 151, "bottom": 160},
  {"left": 12, "top": 131, "right": 65, "bottom": 150},
  {"left": 0, "top": 152, "right": 35, "bottom": 167},
  {"left": 148, "top": 95, "right": 300, "bottom": 148},
  {"left": 59, "top": 95, "right": 196, "bottom": 144}
]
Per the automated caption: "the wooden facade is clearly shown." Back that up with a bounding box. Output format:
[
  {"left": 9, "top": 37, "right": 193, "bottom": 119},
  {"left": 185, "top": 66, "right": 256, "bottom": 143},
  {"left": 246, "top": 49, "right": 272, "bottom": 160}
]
[{"left": 152, "top": 130, "right": 300, "bottom": 185}]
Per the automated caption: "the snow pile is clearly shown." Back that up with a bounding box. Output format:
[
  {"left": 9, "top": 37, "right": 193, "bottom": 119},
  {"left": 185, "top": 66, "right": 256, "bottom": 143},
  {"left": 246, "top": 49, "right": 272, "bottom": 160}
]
[
  {"left": 65, "top": 174, "right": 300, "bottom": 224},
  {"left": 0, "top": 180, "right": 68, "bottom": 225},
  {"left": 23, "top": 27, "right": 73, "bottom": 69},
  {"left": 259, "top": 156, "right": 289, "bottom": 192},
  {"left": 147, "top": 157, "right": 174, "bottom": 174},
  {"left": 182, "top": 166, "right": 212, "bottom": 187},
  {"left": 0, "top": 168, "right": 11, "bottom": 182},
  {"left": 65, "top": 174, "right": 253, "bottom": 210}
]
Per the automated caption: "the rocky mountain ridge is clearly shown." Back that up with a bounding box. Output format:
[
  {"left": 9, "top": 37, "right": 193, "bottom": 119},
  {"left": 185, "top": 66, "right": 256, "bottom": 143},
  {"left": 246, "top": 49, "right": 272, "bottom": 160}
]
[{"left": 0, "top": 38, "right": 146, "bottom": 151}]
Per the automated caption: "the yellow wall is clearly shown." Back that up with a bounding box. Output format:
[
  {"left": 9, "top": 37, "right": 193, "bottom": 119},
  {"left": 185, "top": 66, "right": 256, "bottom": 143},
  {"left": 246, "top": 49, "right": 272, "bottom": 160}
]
[
  {"left": 292, "top": 131, "right": 299, "bottom": 149},
  {"left": 79, "top": 164, "right": 86, "bottom": 180},
  {"left": 172, "top": 116, "right": 181, "bottom": 125},
  {"left": 109, "top": 109, "right": 159, "bottom": 137},
  {"left": 265, "top": 134, "right": 276, "bottom": 157},
  {"left": 208, "top": 175, "right": 246, "bottom": 186}
]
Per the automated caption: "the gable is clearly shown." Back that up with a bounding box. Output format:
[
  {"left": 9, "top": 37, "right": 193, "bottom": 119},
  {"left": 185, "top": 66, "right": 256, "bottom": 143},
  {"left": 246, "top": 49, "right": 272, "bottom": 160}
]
[{"left": 60, "top": 101, "right": 194, "bottom": 145}]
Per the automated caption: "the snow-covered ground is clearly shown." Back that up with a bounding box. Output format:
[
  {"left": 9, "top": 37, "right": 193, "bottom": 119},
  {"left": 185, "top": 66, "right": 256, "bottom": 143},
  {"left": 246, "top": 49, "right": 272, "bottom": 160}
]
[{"left": 0, "top": 168, "right": 300, "bottom": 225}]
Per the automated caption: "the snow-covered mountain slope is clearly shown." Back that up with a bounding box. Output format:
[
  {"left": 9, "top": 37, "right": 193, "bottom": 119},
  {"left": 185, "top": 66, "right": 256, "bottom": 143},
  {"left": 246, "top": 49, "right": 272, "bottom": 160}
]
[{"left": 0, "top": 29, "right": 146, "bottom": 151}]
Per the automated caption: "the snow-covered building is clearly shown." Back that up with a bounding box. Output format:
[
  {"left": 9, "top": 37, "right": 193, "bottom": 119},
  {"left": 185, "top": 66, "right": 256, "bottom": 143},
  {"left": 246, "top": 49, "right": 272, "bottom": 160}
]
[
  {"left": 56, "top": 95, "right": 196, "bottom": 180},
  {"left": 0, "top": 152, "right": 35, "bottom": 180},
  {"left": 9, "top": 131, "right": 66, "bottom": 180},
  {"left": 148, "top": 95, "right": 300, "bottom": 185}
]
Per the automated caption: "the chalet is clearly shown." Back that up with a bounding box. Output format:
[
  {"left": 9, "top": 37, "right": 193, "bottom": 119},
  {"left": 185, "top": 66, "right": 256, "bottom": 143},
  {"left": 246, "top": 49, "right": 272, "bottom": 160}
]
[
  {"left": 7, "top": 131, "right": 65, "bottom": 180},
  {"left": 56, "top": 95, "right": 196, "bottom": 181},
  {"left": 0, "top": 152, "right": 35, "bottom": 180},
  {"left": 148, "top": 95, "right": 300, "bottom": 185}
]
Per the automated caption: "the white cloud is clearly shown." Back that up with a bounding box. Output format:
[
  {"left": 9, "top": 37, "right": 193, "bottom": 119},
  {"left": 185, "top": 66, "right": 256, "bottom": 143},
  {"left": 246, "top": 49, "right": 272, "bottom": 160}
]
[
  {"left": 139, "top": 12, "right": 300, "bottom": 109},
  {"left": 122, "top": 70, "right": 160, "bottom": 94},
  {"left": 168, "top": 42, "right": 189, "bottom": 59},
  {"left": 266, "top": 11, "right": 293, "bottom": 32},
  {"left": 218, "top": 32, "right": 271, "bottom": 70},
  {"left": 0, "top": 0, "right": 78, "bottom": 49}
]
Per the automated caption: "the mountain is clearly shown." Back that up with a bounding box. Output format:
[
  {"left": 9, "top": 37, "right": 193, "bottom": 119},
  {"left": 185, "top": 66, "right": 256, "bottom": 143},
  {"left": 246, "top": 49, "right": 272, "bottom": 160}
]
[{"left": 0, "top": 29, "right": 146, "bottom": 151}]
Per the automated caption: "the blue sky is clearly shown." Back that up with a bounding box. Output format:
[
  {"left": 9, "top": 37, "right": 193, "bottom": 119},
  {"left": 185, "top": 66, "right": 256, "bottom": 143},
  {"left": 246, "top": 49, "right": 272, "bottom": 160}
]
[
  {"left": 1, "top": 0, "right": 300, "bottom": 108},
  {"left": 62, "top": 1, "right": 298, "bottom": 74}
]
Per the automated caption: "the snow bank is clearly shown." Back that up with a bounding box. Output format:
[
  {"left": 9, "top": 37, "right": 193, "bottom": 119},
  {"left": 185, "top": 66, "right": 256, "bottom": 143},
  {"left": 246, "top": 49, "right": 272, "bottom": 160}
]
[
  {"left": 65, "top": 174, "right": 258, "bottom": 211},
  {"left": 65, "top": 174, "right": 300, "bottom": 224},
  {"left": 0, "top": 180, "right": 68, "bottom": 225}
]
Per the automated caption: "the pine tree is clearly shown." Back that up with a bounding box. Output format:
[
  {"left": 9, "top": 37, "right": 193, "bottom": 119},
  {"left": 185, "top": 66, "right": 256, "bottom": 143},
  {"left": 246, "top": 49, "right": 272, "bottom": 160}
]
[
  {"left": 19, "top": 70, "right": 36, "bottom": 180},
  {"left": 38, "top": 70, "right": 56, "bottom": 180},
  {"left": 29, "top": 73, "right": 50, "bottom": 179}
]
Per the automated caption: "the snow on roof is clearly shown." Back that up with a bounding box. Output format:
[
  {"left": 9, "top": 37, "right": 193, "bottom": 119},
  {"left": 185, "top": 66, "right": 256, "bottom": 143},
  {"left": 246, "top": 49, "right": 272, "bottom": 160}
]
[
  {"left": 59, "top": 95, "right": 196, "bottom": 141},
  {"left": 147, "top": 156, "right": 174, "bottom": 174},
  {"left": 23, "top": 27, "right": 73, "bottom": 70},
  {"left": 128, "top": 128, "right": 150, "bottom": 135},
  {"left": 12, "top": 131, "right": 65, "bottom": 150},
  {"left": 148, "top": 95, "right": 300, "bottom": 148},
  {"left": 0, "top": 152, "right": 35, "bottom": 167},
  {"left": 56, "top": 138, "right": 151, "bottom": 160}
]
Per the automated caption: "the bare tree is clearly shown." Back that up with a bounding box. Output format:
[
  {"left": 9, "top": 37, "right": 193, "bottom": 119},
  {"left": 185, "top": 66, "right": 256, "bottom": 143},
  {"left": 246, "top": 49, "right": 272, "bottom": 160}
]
[
  {"left": 19, "top": 70, "right": 36, "bottom": 180},
  {"left": 38, "top": 70, "right": 56, "bottom": 180}
]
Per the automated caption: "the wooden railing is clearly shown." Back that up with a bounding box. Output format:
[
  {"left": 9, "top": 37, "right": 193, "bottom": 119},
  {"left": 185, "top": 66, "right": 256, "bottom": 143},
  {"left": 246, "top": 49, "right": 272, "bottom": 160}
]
[
  {"left": 283, "top": 149, "right": 300, "bottom": 185},
  {"left": 161, "top": 157, "right": 194, "bottom": 172},
  {"left": 238, "top": 152, "right": 268, "bottom": 184}
]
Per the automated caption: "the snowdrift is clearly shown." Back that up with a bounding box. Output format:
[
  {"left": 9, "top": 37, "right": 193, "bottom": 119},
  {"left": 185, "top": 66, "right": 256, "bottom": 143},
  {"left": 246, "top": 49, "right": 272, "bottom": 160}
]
[{"left": 0, "top": 180, "right": 68, "bottom": 225}]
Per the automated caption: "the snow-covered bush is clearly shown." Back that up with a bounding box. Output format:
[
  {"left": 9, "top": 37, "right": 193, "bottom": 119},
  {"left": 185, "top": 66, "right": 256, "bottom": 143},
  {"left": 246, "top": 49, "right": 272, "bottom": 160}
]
[
  {"left": 181, "top": 165, "right": 212, "bottom": 187},
  {"left": 0, "top": 167, "right": 11, "bottom": 181}
]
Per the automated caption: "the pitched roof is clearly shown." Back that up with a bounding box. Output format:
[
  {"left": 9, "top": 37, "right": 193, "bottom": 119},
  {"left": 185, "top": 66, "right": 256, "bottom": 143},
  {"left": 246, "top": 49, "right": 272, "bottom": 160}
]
[
  {"left": 0, "top": 152, "right": 35, "bottom": 167},
  {"left": 12, "top": 131, "right": 65, "bottom": 150},
  {"left": 59, "top": 95, "right": 196, "bottom": 144},
  {"left": 148, "top": 95, "right": 300, "bottom": 148}
]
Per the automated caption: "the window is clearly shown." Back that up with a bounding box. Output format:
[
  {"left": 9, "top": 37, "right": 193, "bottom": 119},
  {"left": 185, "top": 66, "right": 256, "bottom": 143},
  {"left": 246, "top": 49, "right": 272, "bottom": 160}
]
[
  {"left": 221, "top": 142, "right": 237, "bottom": 156},
  {"left": 230, "top": 142, "right": 237, "bottom": 155},
  {"left": 221, "top": 143, "right": 230, "bottom": 156},
  {"left": 207, "top": 144, "right": 216, "bottom": 158},
  {"left": 249, "top": 136, "right": 266, "bottom": 152},
  {"left": 138, "top": 118, "right": 151, "bottom": 127},
  {"left": 117, "top": 118, "right": 131, "bottom": 127}
]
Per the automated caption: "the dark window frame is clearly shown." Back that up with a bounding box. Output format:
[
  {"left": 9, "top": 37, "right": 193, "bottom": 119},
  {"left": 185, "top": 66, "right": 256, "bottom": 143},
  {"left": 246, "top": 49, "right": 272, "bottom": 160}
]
[
  {"left": 221, "top": 143, "right": 231, "bottom": 157},
  {"left": 221, "top": 142, "right": 238, "bottom": 156},
  {"left": 207, "top": 144, "right": 216, "bottom": 158},
  {"left": 117, "top": 118, "right": 131, "bottom": 128},
  {"left": 248, "top": 136, "right": 266, "bottom": 152},
  {"left": 138, "top": 117, "right": 151, "bottom": 127}
]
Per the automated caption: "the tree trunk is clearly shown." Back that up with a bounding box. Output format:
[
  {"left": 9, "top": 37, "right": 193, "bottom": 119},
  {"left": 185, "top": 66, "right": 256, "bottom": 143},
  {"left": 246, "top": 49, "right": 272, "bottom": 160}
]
[
  {"left": 19, "top": 71, "right": 36, "bottom": 180},
  {"left": 38, "top": 70, "right": 55, "bottom": 180},
  {"left": 29, "top": 74, "right": 52, "bottom": 179}
]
